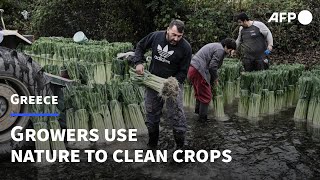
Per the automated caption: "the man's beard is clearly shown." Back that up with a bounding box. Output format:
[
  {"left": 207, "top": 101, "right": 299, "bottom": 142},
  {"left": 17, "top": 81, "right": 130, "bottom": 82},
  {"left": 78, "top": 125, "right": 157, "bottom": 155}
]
[
  {"left": 170, "top": 40, "right": 178, "bottom": 45},
  {"left": 166, "top": 33, "right": 178, "bottom": 45}
]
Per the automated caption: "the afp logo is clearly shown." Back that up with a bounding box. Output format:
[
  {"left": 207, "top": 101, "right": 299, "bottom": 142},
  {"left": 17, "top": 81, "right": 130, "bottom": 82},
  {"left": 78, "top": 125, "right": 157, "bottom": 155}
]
[{"left": 268, "top": 10, "right": 313, "bottom": 25}]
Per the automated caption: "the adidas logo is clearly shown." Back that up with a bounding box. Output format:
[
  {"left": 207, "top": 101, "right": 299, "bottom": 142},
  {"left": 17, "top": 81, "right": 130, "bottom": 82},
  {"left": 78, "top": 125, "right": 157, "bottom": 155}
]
[{"left": 157, "top": 45, "right": 174, "bottom": 58}]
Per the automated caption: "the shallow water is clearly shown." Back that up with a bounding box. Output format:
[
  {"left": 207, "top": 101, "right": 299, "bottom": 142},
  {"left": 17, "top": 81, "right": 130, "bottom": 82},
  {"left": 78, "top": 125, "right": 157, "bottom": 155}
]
[{"left": 1, "top": 103, "right": 320, "bottom": 179}]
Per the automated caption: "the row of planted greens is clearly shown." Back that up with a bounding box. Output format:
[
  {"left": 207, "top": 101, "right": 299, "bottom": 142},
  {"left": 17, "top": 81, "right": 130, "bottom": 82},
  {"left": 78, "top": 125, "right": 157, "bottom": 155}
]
[
  {"left": 238, "top": 64, "right": 305, "bottom": 119},
  {"left": 63, "top": 80, "right": 148, "bottom": 149},
  {"left": 61, "top": 64, "right": 183, "bottom": 149},
  {"left": 24, "top": 37, "right": 150, "bottom": 150},
  {"left": 23, "top": 37, "right": 133, "bottom": 84},
  {"left": 27, "top": 37, "right": 316, "bottom": 136},
  {"left": 294, "top": 66, "right": 320, "bottom": 127}
]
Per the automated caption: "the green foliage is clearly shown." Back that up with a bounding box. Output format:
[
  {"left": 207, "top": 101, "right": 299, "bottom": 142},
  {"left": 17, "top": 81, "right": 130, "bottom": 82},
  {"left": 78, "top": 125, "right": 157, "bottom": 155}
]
[
  {"left": 31, "top": 0, "right": 154, "bottom": 43},
  {"left": 3, "top": 0, "right": 319, "bottom": 56},
  {"left": 185, "top": 6, "right": 236, "bottom": 51},
  {"left": 146, "top": 0, "right": 188, "bottom": 30},
  {"left": 0, "top": 0, "right": 32, "bottom": 33}
]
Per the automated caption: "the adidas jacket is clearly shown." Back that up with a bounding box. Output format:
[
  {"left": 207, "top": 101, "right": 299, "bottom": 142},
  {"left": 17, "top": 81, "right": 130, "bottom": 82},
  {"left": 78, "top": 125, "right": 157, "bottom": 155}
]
[{"left": 133, "top": 31, "right": 192, "bottom": 84}]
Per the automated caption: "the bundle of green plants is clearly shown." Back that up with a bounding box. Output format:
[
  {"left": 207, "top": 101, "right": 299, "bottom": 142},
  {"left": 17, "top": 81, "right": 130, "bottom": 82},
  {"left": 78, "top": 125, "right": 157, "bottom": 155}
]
[
  {"left": 108, "top": 80, "right": 126, "bottom": 130},
  {"left": 222, "top": 60, "right": 241, "bottom": 104},
  {"left": 311, "top": 78, "right": 320, "bottom": 127},
  {"left": 49, "top": 118, "right": 66, "bottom": 151},
  {"left": 26, "top": 37, "right": 133, "bottom": 85},
  {"left": 112, "top": 58, "right": 126, "bottom": 80},
  {"left": 293, "top": 69, "right": 320, "bottom": 124},
  {"left": 274, "top": 70, "right": 288, "bottom": 111},
  {"left": 65, "top": 108, "right": 76, "bottom": 146},
  {"left": 129, "top": 68, "right": 180, "bottom": 100},
  {"left": 183, "top": 82, "right": 192, "bottom": 108},
  {"left": 307, "top": 77, "right": 320, "bottom": 124},
  {"left": 134, "top": 85, "right": 147, "bottom": 121},
  {"left": 270, "top": 64, "right": 305, "bottom": 105},
  {"left": 210, "top": 67, "right": 226, "bottom": 118},
  {"left": 264, "top": 70, "right": 278, "bottom": 114},
  {"left": 294, "top": 75, "right": 313, "bottom": 120},
  {"left": 120, "top": 82, "right": 148, "bottom": 135},
  {"left": 62, "top": 85, "right": 93, "bottom": 148},
  {"left": 31, "top": 104, "right": 54, "bottom": 162},
  {"left": 256, "top": 71, "right": 271, "bottom": 115},
  {"left": 238, "top": 71, "right": 264, "bottom": 118}
]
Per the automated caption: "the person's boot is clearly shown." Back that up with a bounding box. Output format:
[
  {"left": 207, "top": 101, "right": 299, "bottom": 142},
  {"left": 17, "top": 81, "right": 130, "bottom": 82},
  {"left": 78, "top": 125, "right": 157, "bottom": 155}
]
[
  {"left": 173, "top": 130, "right": 185, "bottom": 161},
  {"left": 198, "top": 102, "right": 209, "bottom": 122},
  {"left": 195, "top": 99, "right": 200, "bottom": 114},
  {"left": 147, "top": 126, "right": 159, "bottom": 150}
]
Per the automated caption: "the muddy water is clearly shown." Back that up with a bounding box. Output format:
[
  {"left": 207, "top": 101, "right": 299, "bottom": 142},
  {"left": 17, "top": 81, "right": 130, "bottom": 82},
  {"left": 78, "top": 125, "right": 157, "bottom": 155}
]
[{"left": 1, "top": 103, "right": 320, "bottom": 179}]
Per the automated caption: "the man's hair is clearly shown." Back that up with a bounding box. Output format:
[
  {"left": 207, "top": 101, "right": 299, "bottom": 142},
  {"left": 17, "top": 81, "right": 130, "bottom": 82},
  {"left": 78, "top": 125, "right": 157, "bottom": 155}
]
[
  {"left": 236, "top": 12, "right": 249, "bottom": 21},
  {"left": 169, "top": 19, "right": 185, "bottom": 33},
  {"left": 221, "top": 38, "right": 237, "bottom": 50}
]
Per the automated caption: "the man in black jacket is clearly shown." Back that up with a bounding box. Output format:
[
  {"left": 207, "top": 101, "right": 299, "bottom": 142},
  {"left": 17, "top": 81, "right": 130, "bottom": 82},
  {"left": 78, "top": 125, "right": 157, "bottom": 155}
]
[{"left": 133, "top": 19, "right": 192, "bottom": 151}]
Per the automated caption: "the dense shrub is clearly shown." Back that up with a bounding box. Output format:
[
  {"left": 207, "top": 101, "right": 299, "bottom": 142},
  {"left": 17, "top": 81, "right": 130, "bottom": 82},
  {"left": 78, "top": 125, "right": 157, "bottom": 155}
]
[
  {"left": 146, "top": 0, "right": 188, "bottom": 30},
  {"left": 184, "top": 7, "right": 236, "bottom": 51},
  {"left": 0, "top": 0, "right": 32, "bottom": 33},
  {"left": 31, "top": 0, "right": 154, "bottom": 43},
  {"left": 2, "top": 0, "right": 319, "bottom": 57}
]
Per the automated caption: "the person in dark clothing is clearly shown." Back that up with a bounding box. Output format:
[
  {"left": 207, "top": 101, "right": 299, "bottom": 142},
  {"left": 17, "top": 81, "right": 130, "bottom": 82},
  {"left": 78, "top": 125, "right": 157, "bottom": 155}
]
[
  {"left": 188, "top": 38, "right": 237, "bottom": 122},
  {"left": 133, "top": 19, "right": 192, "bottom": 150},
  {"left": 235, "top": 12, "right": 273, "bottom": 71}
]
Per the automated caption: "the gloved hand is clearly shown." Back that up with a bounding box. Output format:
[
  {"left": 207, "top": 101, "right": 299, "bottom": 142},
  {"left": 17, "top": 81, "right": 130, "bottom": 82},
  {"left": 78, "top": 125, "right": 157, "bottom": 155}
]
[{"left": 264, "top": 49, "right": 271, "bottom": 55}]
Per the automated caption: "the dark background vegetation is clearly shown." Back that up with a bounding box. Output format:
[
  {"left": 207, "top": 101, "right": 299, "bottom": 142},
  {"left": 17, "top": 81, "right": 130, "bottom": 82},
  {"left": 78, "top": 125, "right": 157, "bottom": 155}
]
[{"left": 1, "top": 0, "right": 319, "bottom": 67}]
